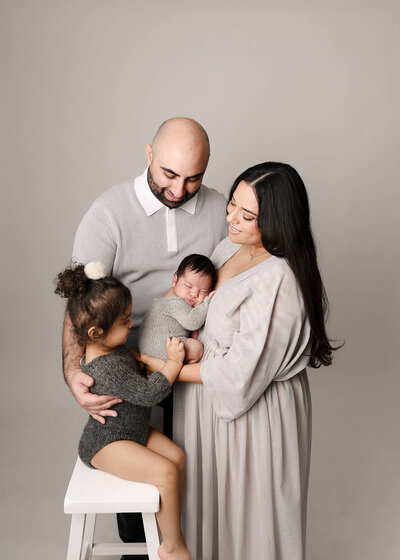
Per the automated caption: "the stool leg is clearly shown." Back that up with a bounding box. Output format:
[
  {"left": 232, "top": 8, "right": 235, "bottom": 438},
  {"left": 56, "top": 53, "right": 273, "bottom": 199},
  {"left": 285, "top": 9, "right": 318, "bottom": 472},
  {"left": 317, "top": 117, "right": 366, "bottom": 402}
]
[
  {"left": 142, "top": 512, "right": 160, "bottom": 560},
  {"left": 82, "top": 514, "right": 96, "bottom": 560},
  {"left": 66, "top": 513, "right": 86, "bottom": 560}
]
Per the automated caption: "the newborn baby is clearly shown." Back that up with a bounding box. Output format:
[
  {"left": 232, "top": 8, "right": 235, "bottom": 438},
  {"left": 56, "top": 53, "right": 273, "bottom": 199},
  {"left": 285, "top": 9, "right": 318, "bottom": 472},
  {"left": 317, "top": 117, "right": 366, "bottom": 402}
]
[{"left": 138, "top": 254, "right": 216, "bottom": 363}]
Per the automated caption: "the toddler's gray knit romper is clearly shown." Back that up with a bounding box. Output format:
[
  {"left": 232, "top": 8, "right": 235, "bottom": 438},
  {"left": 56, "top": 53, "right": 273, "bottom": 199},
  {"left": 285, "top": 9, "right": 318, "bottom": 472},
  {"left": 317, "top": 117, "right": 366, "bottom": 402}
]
[{"left": 78, "top": 346, "right": 171, "bottom": 467}]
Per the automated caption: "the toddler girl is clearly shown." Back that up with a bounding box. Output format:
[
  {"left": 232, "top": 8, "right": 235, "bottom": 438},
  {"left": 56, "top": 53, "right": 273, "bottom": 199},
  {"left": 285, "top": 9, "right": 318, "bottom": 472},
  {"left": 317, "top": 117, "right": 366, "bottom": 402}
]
[
  {"left": 139, "top": 254, "right": 216, "bottom": 364},
  {"left": 55, "top": 261, "right": 190, "bottom": 560}
]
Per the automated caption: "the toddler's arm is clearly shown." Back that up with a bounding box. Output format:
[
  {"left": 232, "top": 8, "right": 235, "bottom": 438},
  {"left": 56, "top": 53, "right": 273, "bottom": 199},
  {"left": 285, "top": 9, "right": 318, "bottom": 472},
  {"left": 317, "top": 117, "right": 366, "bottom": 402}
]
[
  {"left": 97, "top": 339, "right": 184, "bottom": 407},
  {"left": 159, "top": 337, "right": 185, "bottom": 383}
]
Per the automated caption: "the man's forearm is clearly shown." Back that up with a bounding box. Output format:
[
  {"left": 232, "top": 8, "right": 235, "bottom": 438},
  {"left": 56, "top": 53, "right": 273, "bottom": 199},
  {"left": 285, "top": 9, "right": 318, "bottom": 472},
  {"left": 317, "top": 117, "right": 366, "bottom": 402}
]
[{"left": 62, "top": 311, "right": 84, "bottom": 384}]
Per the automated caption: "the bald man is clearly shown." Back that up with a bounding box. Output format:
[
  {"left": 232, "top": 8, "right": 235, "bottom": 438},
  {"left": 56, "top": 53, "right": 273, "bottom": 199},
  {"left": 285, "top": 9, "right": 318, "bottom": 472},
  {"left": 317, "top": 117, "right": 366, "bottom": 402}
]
[
  {"left": 146, "top": 117, "right": 211, "bottom": 207},
  {"left": 62, "top": 118, "right": 227, "bottom": 558}
]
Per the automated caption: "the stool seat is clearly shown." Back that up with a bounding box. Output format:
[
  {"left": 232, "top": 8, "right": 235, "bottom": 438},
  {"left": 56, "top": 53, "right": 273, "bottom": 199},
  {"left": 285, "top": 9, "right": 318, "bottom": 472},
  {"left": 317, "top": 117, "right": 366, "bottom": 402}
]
[
  {"left": 64, "top": 458, "right": 160, "bottom": 559},
  {"left": 64, "top": 457, "right": 160, "bottom": 513}
]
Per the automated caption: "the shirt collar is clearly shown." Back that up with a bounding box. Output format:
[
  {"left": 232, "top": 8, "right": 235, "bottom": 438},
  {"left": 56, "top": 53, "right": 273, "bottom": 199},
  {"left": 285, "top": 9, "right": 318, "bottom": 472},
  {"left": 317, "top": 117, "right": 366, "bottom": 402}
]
[{"left": 134, "top": 168, "right": 199, "bottom": 216}]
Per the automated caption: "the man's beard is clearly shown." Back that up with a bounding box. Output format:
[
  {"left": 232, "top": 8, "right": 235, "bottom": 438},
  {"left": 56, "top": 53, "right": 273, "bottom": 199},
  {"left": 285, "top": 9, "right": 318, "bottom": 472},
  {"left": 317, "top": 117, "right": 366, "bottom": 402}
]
[{"left": 147, "top": 167, "right": 199, "bottom": 209}]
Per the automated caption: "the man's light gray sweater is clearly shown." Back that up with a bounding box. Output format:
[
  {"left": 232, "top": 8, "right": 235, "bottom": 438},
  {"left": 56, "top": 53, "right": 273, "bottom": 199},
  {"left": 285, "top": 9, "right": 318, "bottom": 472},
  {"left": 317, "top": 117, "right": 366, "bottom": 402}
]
[{"left": 72, "top": 169, "right": 227, "bottom": 349}]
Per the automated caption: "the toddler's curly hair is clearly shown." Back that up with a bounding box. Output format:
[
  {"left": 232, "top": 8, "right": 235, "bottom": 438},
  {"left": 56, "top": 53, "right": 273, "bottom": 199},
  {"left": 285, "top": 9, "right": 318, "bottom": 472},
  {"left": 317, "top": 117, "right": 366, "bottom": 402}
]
[{"left": 55, "top": 263, "right": 132, "bottom": 344}]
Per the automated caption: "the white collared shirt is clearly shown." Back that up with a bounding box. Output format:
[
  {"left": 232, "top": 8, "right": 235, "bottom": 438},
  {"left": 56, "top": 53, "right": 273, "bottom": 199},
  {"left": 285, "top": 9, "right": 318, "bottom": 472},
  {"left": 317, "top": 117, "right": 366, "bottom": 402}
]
[{"left": 134, "top": 168, "right": 199, "bottom": 253}]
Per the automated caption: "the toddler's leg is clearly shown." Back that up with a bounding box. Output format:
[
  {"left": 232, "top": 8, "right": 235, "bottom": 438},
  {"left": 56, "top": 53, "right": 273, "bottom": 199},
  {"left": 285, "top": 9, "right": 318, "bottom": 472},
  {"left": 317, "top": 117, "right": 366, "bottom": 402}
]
[
  {"left": 147, "top": 428, "right": 186, "bottom": 514},
  {"left": 91, "top": 438, "right": 190, "bottom": 560},
  {"left": 184, "top": 338, "right": 204, "bottom": 364}
]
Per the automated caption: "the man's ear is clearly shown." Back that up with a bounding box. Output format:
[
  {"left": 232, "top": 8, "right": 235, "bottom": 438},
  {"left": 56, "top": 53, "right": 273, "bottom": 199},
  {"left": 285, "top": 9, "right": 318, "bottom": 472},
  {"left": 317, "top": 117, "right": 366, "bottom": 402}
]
[
  {"left": 88, "top": 326, "right": 103, "bottom": 341},
  {"left": 172, "top": 273, "right": 178, "bottom": 287},
  {"left": 144, "top": 144, "right": 153, "bottom": 166}
]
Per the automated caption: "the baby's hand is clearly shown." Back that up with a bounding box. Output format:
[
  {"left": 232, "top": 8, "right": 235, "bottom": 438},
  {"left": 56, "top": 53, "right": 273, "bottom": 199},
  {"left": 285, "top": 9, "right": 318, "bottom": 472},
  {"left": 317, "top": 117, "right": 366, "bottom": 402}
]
[{"left": 166, "top": 336, "right": 185, "bottom": 364}]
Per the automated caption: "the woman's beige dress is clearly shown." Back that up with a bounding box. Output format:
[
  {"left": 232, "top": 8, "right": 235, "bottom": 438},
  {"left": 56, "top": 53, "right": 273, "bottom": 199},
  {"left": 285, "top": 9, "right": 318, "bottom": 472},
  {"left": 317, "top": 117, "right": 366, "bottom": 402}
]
[{"left": 173, "top": 237, "right": 312, "bottom": 560}]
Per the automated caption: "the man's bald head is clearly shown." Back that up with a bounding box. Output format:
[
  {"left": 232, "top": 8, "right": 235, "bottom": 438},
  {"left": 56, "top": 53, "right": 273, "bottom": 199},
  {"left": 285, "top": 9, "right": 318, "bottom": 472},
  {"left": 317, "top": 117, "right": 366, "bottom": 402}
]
[
  {"left": 152, "top": 117, "right": 210, "bottom": 158},
  {"left": 145, "top": 118, "right": 211, "bottom": 209}
]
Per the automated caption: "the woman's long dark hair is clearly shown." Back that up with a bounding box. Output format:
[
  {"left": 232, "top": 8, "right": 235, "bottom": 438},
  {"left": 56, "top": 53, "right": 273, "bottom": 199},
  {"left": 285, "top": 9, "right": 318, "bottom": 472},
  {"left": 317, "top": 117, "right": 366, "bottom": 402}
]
[{"left": 229, "top": 162, "right": 337, "bottom": 368}]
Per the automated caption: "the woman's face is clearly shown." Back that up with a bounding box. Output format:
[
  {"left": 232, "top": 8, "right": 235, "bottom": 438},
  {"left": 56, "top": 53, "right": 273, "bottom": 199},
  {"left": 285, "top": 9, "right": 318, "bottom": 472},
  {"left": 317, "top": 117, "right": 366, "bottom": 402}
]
[{"left": 227, "top": 181, "right": 263, "bottom": 248}]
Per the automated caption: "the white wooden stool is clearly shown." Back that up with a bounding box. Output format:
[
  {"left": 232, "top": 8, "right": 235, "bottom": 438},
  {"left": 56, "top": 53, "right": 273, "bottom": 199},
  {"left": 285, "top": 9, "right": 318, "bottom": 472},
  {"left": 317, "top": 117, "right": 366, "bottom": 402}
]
[{"left": 64, "top": 458, "right": 160, "bottom": 560}]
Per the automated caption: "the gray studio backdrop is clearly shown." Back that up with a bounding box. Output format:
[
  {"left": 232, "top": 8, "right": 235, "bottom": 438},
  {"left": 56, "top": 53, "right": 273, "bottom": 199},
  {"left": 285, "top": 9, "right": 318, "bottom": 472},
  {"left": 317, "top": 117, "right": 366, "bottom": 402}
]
[{"left": 1, "top": 1, "right": 399, "bottom": 559}]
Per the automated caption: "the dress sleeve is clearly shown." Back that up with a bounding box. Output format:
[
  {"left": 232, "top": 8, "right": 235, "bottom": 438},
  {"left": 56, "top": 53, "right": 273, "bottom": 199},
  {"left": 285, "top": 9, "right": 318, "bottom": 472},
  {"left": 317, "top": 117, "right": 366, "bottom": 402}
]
[
  {"left": 200, "top": 268, "right": 311, "bottom": 421},
  {"left": 165, "top": 297, "right": 210, "bottom": 331},
  {"left": 72, "top": 200, "right": 119, "bottom": 274}
]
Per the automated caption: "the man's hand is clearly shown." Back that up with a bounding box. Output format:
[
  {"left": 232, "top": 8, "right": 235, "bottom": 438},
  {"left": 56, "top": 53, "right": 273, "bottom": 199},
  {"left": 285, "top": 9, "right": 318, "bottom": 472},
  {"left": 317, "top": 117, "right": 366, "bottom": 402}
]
[{"left": 68, "top": 369, "right": 123, "bottom": 424}]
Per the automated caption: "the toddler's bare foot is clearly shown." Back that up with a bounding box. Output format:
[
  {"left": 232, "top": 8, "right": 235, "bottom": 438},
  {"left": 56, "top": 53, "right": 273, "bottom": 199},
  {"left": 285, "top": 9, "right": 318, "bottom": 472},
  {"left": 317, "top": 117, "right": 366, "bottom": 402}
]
[{"left": 158, "top": 542, "right": 191, "bottom": 560}]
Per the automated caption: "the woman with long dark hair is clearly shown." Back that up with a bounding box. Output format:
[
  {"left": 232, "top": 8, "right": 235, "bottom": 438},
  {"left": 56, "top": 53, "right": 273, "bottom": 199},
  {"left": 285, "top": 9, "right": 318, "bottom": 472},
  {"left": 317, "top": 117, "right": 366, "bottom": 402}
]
[{"left": 143, "top": 162, "right": 337, "bottom": 560}]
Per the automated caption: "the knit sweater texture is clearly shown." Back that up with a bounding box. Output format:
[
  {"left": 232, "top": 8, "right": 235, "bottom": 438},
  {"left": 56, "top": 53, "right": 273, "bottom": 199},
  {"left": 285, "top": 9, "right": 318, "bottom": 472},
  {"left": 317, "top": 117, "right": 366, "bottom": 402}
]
[
  {"left": 138, "top": 296, "right": 210, "bottom": 360},
  {"left": 78, "top": 346, "right": 171, "bottom": 467}
]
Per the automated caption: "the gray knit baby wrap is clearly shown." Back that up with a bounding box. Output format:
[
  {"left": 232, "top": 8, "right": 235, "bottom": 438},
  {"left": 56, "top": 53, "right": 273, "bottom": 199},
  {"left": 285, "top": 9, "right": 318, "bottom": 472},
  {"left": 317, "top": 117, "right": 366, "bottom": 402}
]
[{"left": 138, "top": 296, "right": 210, "bottom": 360}]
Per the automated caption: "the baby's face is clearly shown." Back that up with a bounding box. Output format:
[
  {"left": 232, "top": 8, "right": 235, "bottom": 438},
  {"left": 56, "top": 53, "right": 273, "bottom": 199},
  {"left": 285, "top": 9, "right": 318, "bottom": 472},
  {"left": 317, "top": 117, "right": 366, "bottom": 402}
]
[{"left": 172, "top": 269, "right": 212, "bottom": 307}]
